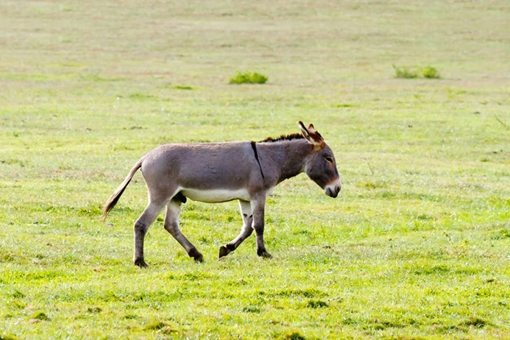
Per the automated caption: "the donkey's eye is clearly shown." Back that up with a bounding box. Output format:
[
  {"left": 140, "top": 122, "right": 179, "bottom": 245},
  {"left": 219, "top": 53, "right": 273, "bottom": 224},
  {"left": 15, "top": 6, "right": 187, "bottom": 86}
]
[{"left": 325, "top": 157, "right": 334, "bottom": 163}]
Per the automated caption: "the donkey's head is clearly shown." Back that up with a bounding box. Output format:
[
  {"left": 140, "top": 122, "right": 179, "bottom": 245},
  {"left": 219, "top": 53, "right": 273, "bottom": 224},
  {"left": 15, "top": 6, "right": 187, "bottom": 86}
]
[{"left": 299, "top": 121, "right": 341, "bottom": 198}]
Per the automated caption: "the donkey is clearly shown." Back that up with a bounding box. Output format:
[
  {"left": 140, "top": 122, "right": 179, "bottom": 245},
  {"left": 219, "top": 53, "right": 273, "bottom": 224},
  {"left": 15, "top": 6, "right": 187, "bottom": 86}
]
[{"left": 102, "top": 122, "right": 341, "bottom": 267}]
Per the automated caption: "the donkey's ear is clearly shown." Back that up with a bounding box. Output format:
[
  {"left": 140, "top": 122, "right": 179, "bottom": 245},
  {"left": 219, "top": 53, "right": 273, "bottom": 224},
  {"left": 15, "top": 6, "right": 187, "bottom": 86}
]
[
  {"left": 299, "top": 121, "right": 324, "bottom": 147},
  {"left": 299, "top": 121, "right": 311, "bottom": 139}
]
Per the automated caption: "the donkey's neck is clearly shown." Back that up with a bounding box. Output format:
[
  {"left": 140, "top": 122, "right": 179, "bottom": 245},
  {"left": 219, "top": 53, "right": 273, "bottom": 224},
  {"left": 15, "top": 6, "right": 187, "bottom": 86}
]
[{"left": 258, "top": 139, "right": 312, "bottom": 184}]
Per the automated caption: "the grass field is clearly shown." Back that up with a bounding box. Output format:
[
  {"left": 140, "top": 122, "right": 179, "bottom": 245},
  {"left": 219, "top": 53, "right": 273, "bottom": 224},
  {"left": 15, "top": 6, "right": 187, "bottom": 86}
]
[{"left": 1, "top": 0, "right": 509, "bottom": 339}]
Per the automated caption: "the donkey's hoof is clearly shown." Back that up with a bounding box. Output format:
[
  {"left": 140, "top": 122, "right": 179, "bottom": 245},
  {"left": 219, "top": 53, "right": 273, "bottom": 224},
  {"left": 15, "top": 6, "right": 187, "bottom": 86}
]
[
  {"left": 258, "top": 251, "right": 273, "bottom": 259},
  {"left": 219, "top": 245, "right": 231, "bottom": 259},
  {"left": 134, "top": 258, "right": 149, "bottom": 268},
  {"left": 188, "top": 248, "right": 204, "bottom": 262}
]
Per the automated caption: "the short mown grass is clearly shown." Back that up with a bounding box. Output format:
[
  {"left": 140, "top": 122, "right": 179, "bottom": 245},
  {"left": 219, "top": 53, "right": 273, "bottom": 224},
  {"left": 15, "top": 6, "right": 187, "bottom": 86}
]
[{"left": 1, "top": 0, "right": 509, "bottom": 339}]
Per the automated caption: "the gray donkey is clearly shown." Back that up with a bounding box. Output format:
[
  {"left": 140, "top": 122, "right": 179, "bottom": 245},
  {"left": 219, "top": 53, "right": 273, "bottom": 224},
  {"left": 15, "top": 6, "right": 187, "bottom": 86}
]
[{"left": 102, "top": 122, "right": 341, "bottom": 267}]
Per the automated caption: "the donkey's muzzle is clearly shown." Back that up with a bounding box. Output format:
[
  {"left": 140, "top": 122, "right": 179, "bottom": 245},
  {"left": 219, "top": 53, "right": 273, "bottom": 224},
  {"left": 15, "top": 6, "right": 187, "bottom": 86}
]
[{"left": 325, "top": 181, "right": 341, "bottom": 198}]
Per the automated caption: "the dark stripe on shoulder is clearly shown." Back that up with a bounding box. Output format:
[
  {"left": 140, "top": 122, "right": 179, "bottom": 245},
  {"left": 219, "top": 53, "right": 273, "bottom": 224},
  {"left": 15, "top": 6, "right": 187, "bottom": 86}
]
[{"left": 250, "top": 141, "right": 265, "bottom": 179}]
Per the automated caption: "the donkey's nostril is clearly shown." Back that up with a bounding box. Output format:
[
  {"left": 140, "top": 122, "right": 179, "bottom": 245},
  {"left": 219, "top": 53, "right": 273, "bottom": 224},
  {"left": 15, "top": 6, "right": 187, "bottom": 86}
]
[{"left": 325, "top": 186, "right": 340, "bottom": 198}]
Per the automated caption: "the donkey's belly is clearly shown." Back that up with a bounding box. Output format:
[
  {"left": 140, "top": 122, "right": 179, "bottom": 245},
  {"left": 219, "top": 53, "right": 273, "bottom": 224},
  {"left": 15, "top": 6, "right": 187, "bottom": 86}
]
[{"left": 180, "top": 188, "right": 251, "bottom": 203}]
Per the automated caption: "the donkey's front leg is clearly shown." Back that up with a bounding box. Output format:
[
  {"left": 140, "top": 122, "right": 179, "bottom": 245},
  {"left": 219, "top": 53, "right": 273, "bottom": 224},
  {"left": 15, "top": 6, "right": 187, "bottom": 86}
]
[
  {"left": 219, "top": 200, "right": 254, "bottom": 258},
  {"left": 251, "top": 198, "right": 272, "bottom": 258}
]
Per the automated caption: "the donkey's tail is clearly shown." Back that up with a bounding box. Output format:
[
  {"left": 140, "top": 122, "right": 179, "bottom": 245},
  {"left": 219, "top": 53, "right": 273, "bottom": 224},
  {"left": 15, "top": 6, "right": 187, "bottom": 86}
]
[{"left": 102, "top": 159, "right": 143, "bottom": 220}]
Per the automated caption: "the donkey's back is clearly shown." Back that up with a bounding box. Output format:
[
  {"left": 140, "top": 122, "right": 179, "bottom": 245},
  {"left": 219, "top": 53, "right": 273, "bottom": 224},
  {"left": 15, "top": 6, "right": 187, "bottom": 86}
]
[{"left": 140, "top": 141, "right": 265, "bottom": 197}]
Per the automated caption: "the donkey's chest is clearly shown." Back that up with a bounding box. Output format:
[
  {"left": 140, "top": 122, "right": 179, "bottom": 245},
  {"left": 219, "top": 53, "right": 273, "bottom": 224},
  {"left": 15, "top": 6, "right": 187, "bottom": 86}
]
[{"left": 180, "top": 188, "right": 251, "bottom": 203}]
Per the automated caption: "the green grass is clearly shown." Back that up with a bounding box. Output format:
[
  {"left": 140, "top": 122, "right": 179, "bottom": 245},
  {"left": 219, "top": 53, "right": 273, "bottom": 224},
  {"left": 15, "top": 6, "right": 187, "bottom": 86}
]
[
  {"left": 421, "top": 66, "right": 441, "bottom": 79},
  {"left": 1, "top": 0, "right": 510, "bottom": 339},
  {"left": 393, "top": 65, "right": 441, "bottom": 79},
  {"left": 229, "top": 71, "right": 268, "bottom": 84},
  {"left": 393, "top": 65, "right": 419, "bottom": 79}
]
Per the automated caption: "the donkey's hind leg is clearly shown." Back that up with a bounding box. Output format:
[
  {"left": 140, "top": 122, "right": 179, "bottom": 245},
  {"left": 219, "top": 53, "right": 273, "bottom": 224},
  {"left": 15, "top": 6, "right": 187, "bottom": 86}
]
[
  {"left": 164, "top": 199, "right": 203, "bottom": 262},
  {"left": 219, "top": 200, "right": 254, "bottom": 258},
  {"left": 134, "top": 200, "right": 167, "bottom": 267}
]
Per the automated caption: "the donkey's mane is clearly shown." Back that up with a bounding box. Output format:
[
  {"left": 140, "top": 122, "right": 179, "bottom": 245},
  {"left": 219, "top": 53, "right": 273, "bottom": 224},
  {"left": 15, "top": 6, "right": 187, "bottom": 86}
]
[{"left": 258, "top": 133, "right": 304, "bottom": 143}]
